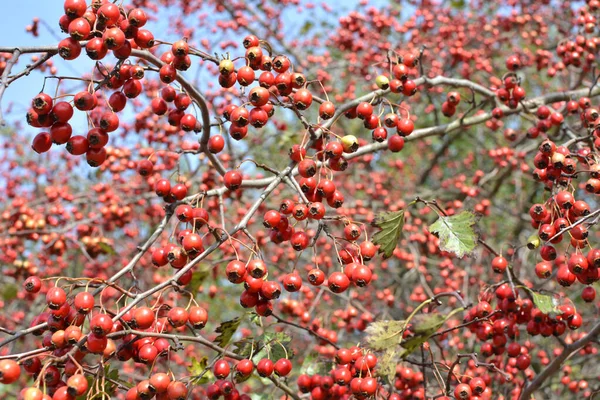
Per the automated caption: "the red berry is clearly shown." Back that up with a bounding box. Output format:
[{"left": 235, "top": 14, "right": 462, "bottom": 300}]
[
  {"left": 256, "top": 359, "right": 274, "bottom": 377},
  {"left": 46, "top": 287, "right": 67, "bottom": 310},
  {"left": 224, "top": 170, "right": 243, "bottom": 190},
  {"left": 0, "top": 360, "right": 20, "bottom": 384}
]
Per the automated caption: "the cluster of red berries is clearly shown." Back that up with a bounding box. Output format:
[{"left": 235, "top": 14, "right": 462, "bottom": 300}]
[
  {"left": 58, "top": 1, "right": 150, "bottom": 61},
  {"left": 194, "top": 357, "right": 292, "bottom": 399},
  {"left": 494, "top": 75, "right": 526, "bottom": 110},
  {"left": 15, "top": 279, "right": 213, "bottom": 400},
  {"left": 528, "top": 189, "right": 599, "bottom": 291},
  {"left": 27, "top": 1, "right": 155, "bottom": 166},
  {"left": 217, "top": 36, "right": 307, "bottom": 138},
  {"left": 297, "top": 347, "right": 381, "bottom": 399}
]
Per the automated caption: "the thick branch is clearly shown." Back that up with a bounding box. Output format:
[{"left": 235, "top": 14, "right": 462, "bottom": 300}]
[{"left": 519, "top": 321, "right": 600, "bottom": 399}]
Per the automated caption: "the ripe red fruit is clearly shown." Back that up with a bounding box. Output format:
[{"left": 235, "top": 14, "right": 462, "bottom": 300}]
[
  {"left": 235, "top": 359, "right": 254, "bottom": 377},
  {"left": 351, "top": 264, "right": 372, "bottom": 287},
  {"left": 32, "top": 93, "right": 53, "bottom": 115},
  {"left": 454, "top": 383, "right": 472, "bottom": 399},
  {"left": 50, "top": 122, "right": 72, "bottom": 144},
  {"left": 249, "top": 87, "right": 270, "bottom": 107},
  {"left": 138, "top": 344, "right": 158, "bottom": 364},
  {"left": 230, "top": 106, "right": 250, "bottom": 126},
  {"left": 274, "top": 358, "right": 292, "bottom": 377},
  {"left": 46, "top": 287, "right": 67, "bottom": 310},
  {"left": 319, "top": 101, "right": 336, "bottom": 120},
  {"left": 137, "top": 159, "right": 154, "bottom": 176},
  {"left": 90, "top": 313, "right": 113, "bottom": 336},
  {"left": 133, "top": 307, "right": 155, "bottom": 329},
  {"left": 155, "top": 179, "right": 171, "bottom": 197},
  {"left": 535, "top": 261, "right": 552, "bottom": 278},
  {"left": 166, "top": 381, "right": 188, "bottom": 400},
  {"left": 224, "top": 170, "right": 243, "bottom": 190},
  {"left": 86, "top": 37, "right": 108, "bottom": 60},
  {"left": 387, "top": 135, "right": 405, "bottom": 152},
  {"left": 167, "top": 307, "right": 189, "bottom": 328},
  {"left": 68, "top": 17, "right": 91, "bottom": 40},
  {"left": 397, "top": 118, "right": 414, "bottom": 136},
  {"left": 188, "top": 306, "right": 208, "bottom": 329},
  {"left": 282, "top": 273, "right": 302, "bottom": 292},
  {"left": 214, "top": 360, "right": 231, "bottom": 379},
  {"left": 128, "top": 8, "right": 148, "bottom": 27},
  {"left": 491, "top": 255, "right": 508, "bottom": 273},
  {"left": 208, "top": 135, "right": 225, "bottom": 153},
  {"left": 73, "top": 292, "right": 94, "bottom": 314},
  {"left": 226, "top": 260, "right": 246, "bottom": 284},
  {"left": 66, "top": 374, "right": 88, "bottom": 396},
  {"left": 328, "top": 272, "right": 350, "bottom": 293},
  {"left": 581, "top": 286, "right": 596, "bottom": 302},
  {"left": 256, "top": 359, "right": 274, "bottom": 377},
  {"left": 64, "top": 0, "right": 87, "bottom": 18},
  {"left": 182, "top": 233, "right": 203, "bottom": 255},
  {"left": 23, "top": 276, "right": 42, "bottom": 293},
  {"left": 308, "top": 268, "right": 326, "bottom": 286},
  {"left": 86, "top": 333, "right": 108, "bottom": 354},
  {"left": 135, "top": 29, "right": 155, "bottom": 48},
  {"left": 291, "top": 230, "right": 309, "bottom": 251},
  {"left": 263, "top": 210, "right": 282, "bottom": 229},
  {"left": 0, "top": 359, "right": 20, "bottom": 384},
  {"left": 97, "top": 3, "right": 120, "bottom": 26},
  {"left": 170, "top": 183, "right": 188, "bottom": 200},
  {"left": 516, "top": 353, "right": 531, "bottom": 370}
]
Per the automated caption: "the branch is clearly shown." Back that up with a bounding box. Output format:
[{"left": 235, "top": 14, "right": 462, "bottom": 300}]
[
  {"left": 271, "top": 314, "right": 340, "bottom": 349},
  {"left": 0, "top": 49, "right": 21, "bottom": 126},
  {"left": 519, "top": 321, "right": 600, "bottom": 399}
]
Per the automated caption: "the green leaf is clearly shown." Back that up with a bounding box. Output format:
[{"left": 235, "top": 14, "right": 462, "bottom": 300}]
[
  {"left": 410, "top": 314, "right": 447, "bottom": 335},
  {"left": 252, "top": 332, "right": 294, "bottom": 362},
  {"left": 399, "top": 335, "right": 429, "bottom": 358},
  {"left": 248, "top": 311, "right": 262, "bottom": 327},
  {"left": 300, "top": 352, "right": 333, "bottom": 376},
  {"left": 451, "top": 0, "right": 465, "bottom": 8},
  {"left": 377, "top": 349, "right": 398, "bottom": 385},
  {"left": 250, "top": 394, "right": 272, "bottom": 400},
  {"left": 1, "top": 283, "right": 18, "bottom": 301},
  {"left": 530, "top": 291, "right": 559, "bottom": 315},
  {"left": 363, "top": 320, "right": 406, "bottom": 351},
  {"left": 399, "top": 308, "right": 465, "bottom": 359},
  {"left": 97, "top": 242, "right": 116, "bottom": 255},
  {"left": 188, "top": 356, "right": 213, "bottom": 385},
  {"left": 300, "top": 21, "right": 314, "bottom": 34},
  {"left": 85, "top": 365, "right": 122, "bottom": 398},
  {"left": 188, "top": 265, "right": 211, "bottom": 293},
  {"left": 214, "top": 317, "right": 242, "bottom": 347},
  {"left": 232, "top": 339, "right": 257, "bottom": 358},
  {"left": 371, "top": 210, "right": 405, "bottom": 258},
  {"left": 429, "top": 211, "right": 478, "bottom": 258}
]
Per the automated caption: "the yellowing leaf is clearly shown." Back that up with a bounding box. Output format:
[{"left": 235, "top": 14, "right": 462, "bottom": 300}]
[
  {"left": 363, "top": 320, "right": 406, "bottom": 351},
  {"left": 429, "top": 211, "right": 478, "bottom": 258},
  {"left": 399, "top": 335, "right": 429, "bottom": 358},
  {"left": 97, "top": 242, "right": 116, "bottom": 255},
  {"left": 376, "top": 349, "right": 398, "bottom": 384},
  {"left": 411, "top": 313, "right": 447, "bottom": 335},
  {"left": 371, "top": 210, "right": 405, "bottom": 259},
  {"left": 188, "top": 357, "right": 213, "bottom": 384},
  {"left": 214, "top": 317, "right": 242, "bottom": 347}
]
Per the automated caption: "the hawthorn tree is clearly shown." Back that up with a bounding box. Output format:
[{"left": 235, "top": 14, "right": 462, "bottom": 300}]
[{"left": 0, "top": 0, "right": 599, "bottom": 399}]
